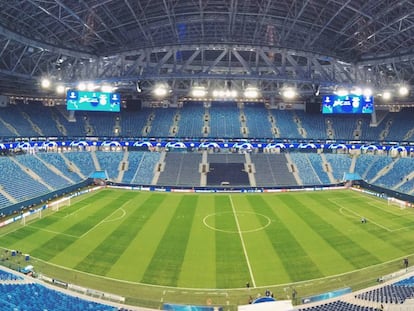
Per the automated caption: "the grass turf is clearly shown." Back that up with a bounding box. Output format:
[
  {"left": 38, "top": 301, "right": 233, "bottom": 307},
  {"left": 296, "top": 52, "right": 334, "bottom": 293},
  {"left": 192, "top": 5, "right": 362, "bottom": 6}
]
[{"left": 1, "top": 188, "right": 414, "bottom": 306}]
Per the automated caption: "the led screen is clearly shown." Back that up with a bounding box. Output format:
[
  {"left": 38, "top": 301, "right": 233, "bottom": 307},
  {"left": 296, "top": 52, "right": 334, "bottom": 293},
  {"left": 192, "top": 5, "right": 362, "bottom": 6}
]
[
  {"left": 66, "top": 90, "right": 121, "bottom": 112},
  {"left": 322, "top": 94, "right": 374, "bottom": 114}
]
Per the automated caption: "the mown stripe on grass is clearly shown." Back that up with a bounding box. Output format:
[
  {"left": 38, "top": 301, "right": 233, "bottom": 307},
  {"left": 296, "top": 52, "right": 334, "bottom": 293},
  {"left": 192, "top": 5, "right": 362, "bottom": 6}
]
[
  {"left": 284, "top": 194, "right": 381, "bottom": 269},
  {"left": 74, "top": 193, "right": 165, "bottom": 276},
  {"left": 312, "top": 195, "right": 414, "bottom": 257},
  {"left": 247, "top": 195, "right": 323, "bottom": 282},
  {"left": 140, "top": 195, "right": 198, "bottom": 286},
  {"left": 178, "top": 195, "right": 217, "bottom": 288},
  {"left": 29, "top": 192, "right": 134, "bottom": 260},
  {"left": 215, "top": 196, "right": 251, "bottom": 288}
]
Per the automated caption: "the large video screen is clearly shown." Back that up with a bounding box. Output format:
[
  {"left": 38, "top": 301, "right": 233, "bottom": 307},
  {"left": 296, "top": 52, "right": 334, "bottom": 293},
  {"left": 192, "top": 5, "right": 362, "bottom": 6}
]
[
  {"left": 322, "top": 94, "right": 374, "bottom": 114},
  {"left": 66, "top": 90, "right": 121, "bottom": 112}
]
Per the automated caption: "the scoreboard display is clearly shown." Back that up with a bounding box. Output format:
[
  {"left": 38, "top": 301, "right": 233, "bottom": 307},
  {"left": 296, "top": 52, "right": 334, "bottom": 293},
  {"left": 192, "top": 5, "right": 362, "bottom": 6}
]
[
  {"left": 322, "top": 94, "right": 374, "bottom": 114},
  {"left": 66, "top": 90, "right": 121, "bottom": 112}
]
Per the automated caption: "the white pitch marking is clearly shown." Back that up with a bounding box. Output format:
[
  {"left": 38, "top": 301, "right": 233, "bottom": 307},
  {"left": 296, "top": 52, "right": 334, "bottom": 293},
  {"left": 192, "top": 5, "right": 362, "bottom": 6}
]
[{"left": 229, "top": 195, "right": 256, "bottom": 288}]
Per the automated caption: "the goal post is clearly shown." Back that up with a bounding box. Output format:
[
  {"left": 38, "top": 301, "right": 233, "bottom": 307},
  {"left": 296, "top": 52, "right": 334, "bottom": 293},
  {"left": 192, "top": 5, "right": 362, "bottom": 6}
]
[
  {"left": 387, "top": 197, "right": 409, "bottom": 209},
  {"left": 50, "top": 197, "right": 71, "bottom": 212},
  {"left": 21, "top": 210, "right": 41, "bottom": 226}
]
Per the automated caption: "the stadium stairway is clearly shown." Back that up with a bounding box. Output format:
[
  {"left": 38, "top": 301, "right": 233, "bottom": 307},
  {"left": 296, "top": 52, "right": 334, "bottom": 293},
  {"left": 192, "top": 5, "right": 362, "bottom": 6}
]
[
  {"left": 200, "top": 151, "right": 208, "bottom": 186},
  {"left": 349, "top": 154, "right": 357, "bottom": 173},
  {"left": 150, "top": 151, "right": 166, "bottom": 185},
  {"left": 116, "top": 150, "right": 129, "bottom": 183},
  {"left": 59, "top": 153, "right": 85, "bottom": 180},
  {"left": 244, "top": 153, "right": 256, "bottom": 187},
  {"left": 34, "top": 154, "right": 76, "bottom": 184},
  {"left": 369, "top": 158, "right": 398, "bottom": 184},
  {"left": 9, "top": 156, "right": 54, "bottom": 191},
  {"left": 0, "top": 188, "right": 17, "bottom": 205},
  {"left": 319, "top": 153, "right": 337, "bottom": 184},
  {"left": 90, "top": 151, "right": 102, "bottom": 171},
  {"left": 20, "top": 110, "right": 43, "bottom": 136},
  {"left": 284, "top": 153, "right": 303, "bottom": 185},
  {"left": 0, "top": 116, "right": 19, "bottom": 136}
]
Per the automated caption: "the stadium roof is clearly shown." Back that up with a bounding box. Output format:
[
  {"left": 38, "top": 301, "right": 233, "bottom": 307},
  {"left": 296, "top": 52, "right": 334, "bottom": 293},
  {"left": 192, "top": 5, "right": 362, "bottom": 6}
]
[{"left": 0, "top": 0, "right": 414, "bottom": 102}]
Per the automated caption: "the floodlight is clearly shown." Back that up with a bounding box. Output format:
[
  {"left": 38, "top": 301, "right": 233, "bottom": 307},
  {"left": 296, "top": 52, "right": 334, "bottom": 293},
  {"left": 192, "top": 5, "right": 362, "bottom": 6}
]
[
  {"left": 56, "top": 85, "right": 65, "bottom": 94},
  {"left": 335, "top": 88, "right": 348, "bottom": 96},
  {"left": 77, "top": 82, "right": 86, "bottom": 91},
  {"left": 362, "top": 88, "right": 373, "bottom": 97},
  {"left": 382, "top": 91, "right": 392, "bottom": 101},
  {"left": 398, "top": 86, "right": 409, "bottom": 97},
  {"left": 282, "top": 87, "right": 297, "bottom": 99},
  {"left": 101, "top": 85, "right": 113, "bottom": 93},
  {"left": 191, "top": 86, "right": 206, "bottom": 98},
  {"left": 154, "top": 85, "right": 168, "bottom": 97},
  {"left": 244, "top": 87, "right": 259, "bottom": 99},
  {"left": 87, "top": 82, "right": 96, "bottom": 91},
  {"left": 41, "top": 78, "right": 51, "bottom": 89}
]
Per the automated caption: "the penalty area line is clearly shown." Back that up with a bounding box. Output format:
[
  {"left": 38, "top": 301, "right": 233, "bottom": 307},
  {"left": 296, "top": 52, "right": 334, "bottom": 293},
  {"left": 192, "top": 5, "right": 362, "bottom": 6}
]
[{"left": 229, "top": 195, "right": 256, "bottom": 288}]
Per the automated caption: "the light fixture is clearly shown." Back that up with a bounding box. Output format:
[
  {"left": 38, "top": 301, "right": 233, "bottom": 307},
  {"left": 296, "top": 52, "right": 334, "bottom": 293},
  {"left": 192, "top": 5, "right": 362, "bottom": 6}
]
[
  {"left": 335, "top": 88, "right": 348, "bottom": 96},
  {"left": 362, "top": 88, "right": 373, "bottom": 97},
  {"left": 87, "top": 82, "right": 96, "bottom": 91},
  {"left": 282, "top": 87, "right": 297, "bottom": 99},
  {"left": 398, "top": 86, "right": 409, "bottom": 97},
  {"left": 41, "top": 78, "right": 51, "bottom": 89},
  {"left": 56, "top": 85, "right": 65, "bottom": 94},
  {"left": 77, "top": 82, "right": 86, "bottom": 91},
  {"left": 191, "top": 86, "right": 206, "bottom": 98},
  {"left": 244, "top": 87, "right": 259, "bottom": 99},
  {"left": 382, "top": 91, "right": 392, "bottom": 101},
  {"left": 101, "top": 85, "right": 113, "bottom": 93},
  {"left": 154, "top": 84, "right": 168, "bottom": 97}
]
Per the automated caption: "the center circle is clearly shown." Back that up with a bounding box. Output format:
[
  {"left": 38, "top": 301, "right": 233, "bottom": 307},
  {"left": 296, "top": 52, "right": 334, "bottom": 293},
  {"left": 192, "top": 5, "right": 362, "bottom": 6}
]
[{"left": 203, "top": 211, "right": 271, "bottom": 233}]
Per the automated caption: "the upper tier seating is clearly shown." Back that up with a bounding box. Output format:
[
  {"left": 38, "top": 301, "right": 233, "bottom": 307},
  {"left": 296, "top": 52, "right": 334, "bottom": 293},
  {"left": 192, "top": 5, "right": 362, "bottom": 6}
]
[
  {"left": 243, "top": 103, "right": 273, "bottom": 138},
  {"left": 208, "top": 102, "right": 241, "bottom": 138},
  {"left": 148, "top": 108, "right": 177, "bottom": 137},
  {"left": 176, "top": 102, "right": 205, "bottom": 137},
  {"left": 0, "top": 101, "right": 413, "bottom": 142}
]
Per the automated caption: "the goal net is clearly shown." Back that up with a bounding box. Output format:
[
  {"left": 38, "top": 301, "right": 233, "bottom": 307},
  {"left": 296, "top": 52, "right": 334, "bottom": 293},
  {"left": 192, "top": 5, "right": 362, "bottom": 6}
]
[
  {"left": 50, "top": 197, "right": 71, "bottom": 212},
  {"left": 387, "top": 197, "right": 410, "bottom": 209},
  {"left": 21, "top": 210, "right": 41, "bottom": 226}
]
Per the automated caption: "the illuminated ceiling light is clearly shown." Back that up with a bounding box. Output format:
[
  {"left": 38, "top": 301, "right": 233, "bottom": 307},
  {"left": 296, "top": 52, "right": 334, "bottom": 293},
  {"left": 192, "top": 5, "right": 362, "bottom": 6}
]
[
  {"left": 56, "top": 85, "right": 65, "bottom": 94},
  {"left": 212, "top": 89, "right": 237, "bottom": 98},
  {"left": 398, "top": 86, "right": 409, "bottom": 97},
  {"left": 41, "top": 78, "right": 51, "bottom": 89},
  {"left": 101, "top": 85, "right": 113, "bottom": 93},
  {"left": 191, "top": 86, "right": 206, "bottom": 98},
  {"left": 352, "top": 87, "right": 362, "bottom": 96},
  {"left": 335, "top": 88, "right": 348, "bottom": 96},
  {"left": 87, "top": 82, "right": 96, "bottom": 91},
  {"left": 77, "top": 82, "right": 86, "bottom": 91},
  {"left": 229, "top": 89, "right": 238, "bottom": 98},
  {"left": 362, "top": 88, "right": 373, "bottom": 97},
  {"left": 282, "top": 87, "right": 297, "bottom": 99},
  {"left": 244, "top": 87, "right": 259, "bottom": 99},
  {"left": 382, "top": 91, "right": 392, "bottom": 101},
  {"left": 153, "top": 85, "right": 168, "bottom": 97}
]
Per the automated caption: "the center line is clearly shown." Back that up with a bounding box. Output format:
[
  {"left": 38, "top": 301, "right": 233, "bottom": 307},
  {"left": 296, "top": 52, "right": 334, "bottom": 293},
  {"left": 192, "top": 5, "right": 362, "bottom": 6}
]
[{"left": 229, "top": 195, "right": 256, "bottom": 288}]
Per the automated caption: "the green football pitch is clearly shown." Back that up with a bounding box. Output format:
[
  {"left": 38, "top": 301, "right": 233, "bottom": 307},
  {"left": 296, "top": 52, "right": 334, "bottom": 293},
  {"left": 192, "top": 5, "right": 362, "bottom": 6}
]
[{"left": 1, "top": 188, "right": 414, "bottom": 307}]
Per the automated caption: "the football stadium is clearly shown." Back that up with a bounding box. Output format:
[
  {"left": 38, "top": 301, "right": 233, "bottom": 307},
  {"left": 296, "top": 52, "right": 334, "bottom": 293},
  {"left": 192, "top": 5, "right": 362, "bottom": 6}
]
[{"left": 0, "top": 1, "right": 414, "bottom": 311}]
